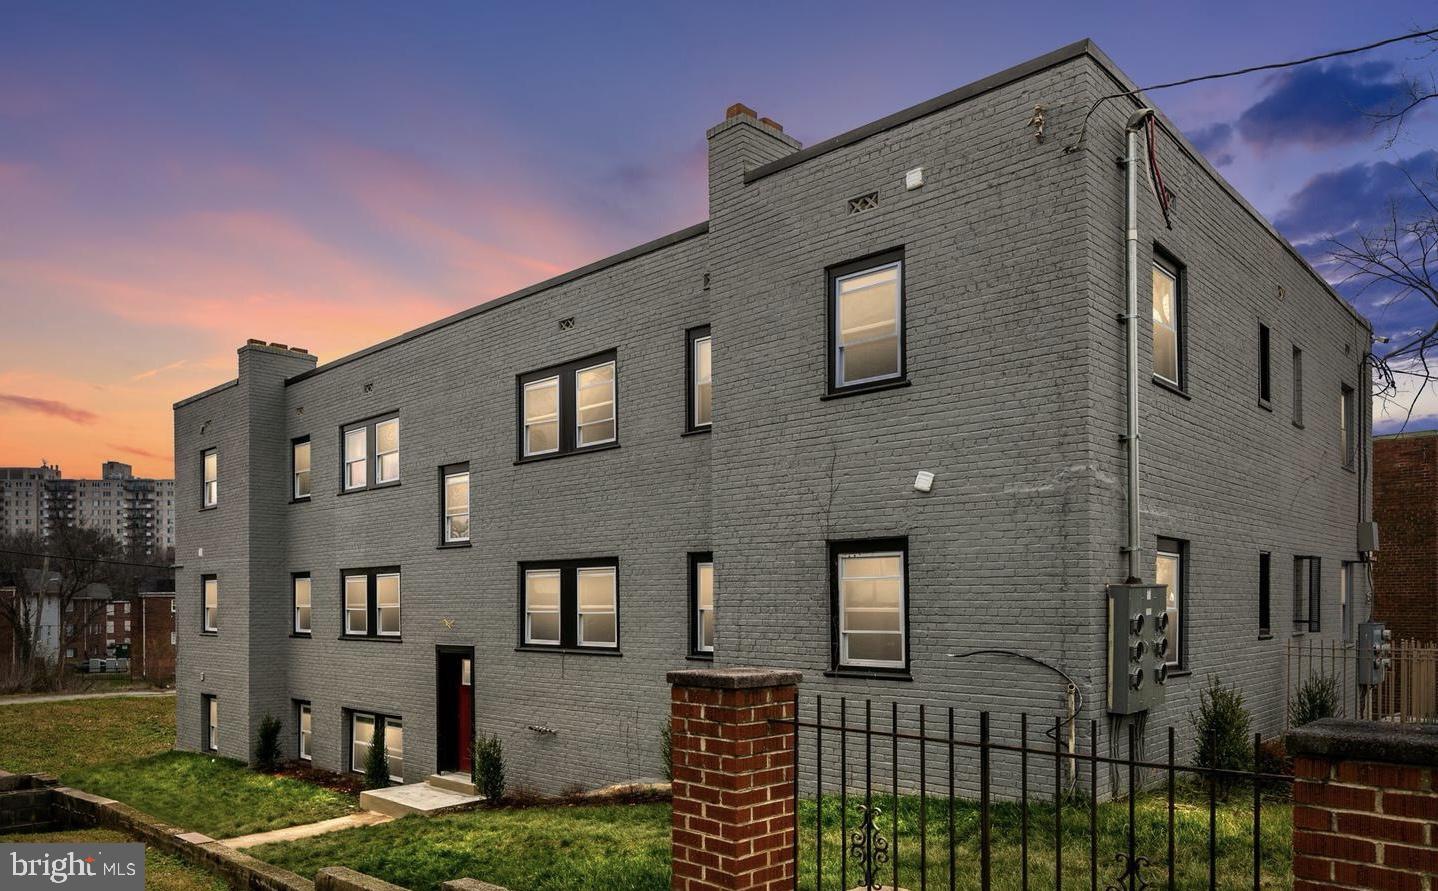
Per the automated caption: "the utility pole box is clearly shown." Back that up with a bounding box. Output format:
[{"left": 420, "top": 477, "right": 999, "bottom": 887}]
[
  {"left": 1106, "top": 584, "right": 1170, "bottom": 714},
  {"left": 1357, "top": 621, "right": 1392, "bottom": 687}
]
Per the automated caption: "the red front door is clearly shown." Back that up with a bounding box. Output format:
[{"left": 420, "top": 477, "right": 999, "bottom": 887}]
[{"left": 456, "top": 657, "right": 473, "bottom": 773}]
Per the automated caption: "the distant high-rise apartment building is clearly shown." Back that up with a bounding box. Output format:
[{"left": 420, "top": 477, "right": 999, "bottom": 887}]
[{"left": 0, "top": 461, "right": 176, "bottom": 555}]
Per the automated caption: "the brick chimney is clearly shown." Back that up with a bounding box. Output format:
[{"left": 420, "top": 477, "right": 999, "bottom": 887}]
[{"left": 707, "top": 101, "right": 801, "bottom": 218}]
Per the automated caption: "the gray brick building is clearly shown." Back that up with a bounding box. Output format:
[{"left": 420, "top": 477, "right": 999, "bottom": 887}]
[{"left": 172, "top": 40, "right": 1373, "bottom": 794}]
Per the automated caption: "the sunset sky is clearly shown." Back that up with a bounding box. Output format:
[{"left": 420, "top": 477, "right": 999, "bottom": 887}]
[{"left": 2, "top": 2, "right": 1435, "bottom": 479}]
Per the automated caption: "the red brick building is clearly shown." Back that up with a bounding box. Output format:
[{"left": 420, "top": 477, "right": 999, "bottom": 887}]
[
  {"left": 129, "top": 592, "right": 176, "bottom": 685},
  {"left": 1372, "top": 432, "right": 1438, "bottom": 643}
]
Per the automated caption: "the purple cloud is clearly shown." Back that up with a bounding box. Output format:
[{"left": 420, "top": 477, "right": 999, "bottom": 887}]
[
  {"left": 0, "top": 393, "right": 99, "bottom": 424},
  {"left": 1236, "top": 61, "right": 1417, "bottom": 150},
  {"left": 1274, "top": 149, "right": 1438, "bottom": 244},
  {"left": 1185, "top": 122, "right": 1235, "bottom": 167}
]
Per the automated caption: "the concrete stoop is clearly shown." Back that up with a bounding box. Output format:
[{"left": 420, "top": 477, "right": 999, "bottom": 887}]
[
  {"left": 425, "top": 772, "right": 478, "bottom": 796},
  {"left": 359, "top": 780, "right": 484, "bottom": 818}
]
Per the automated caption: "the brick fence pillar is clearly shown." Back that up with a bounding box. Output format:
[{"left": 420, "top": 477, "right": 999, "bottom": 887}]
[
  {"left": 1288, "top": 719, "right": 1438, "bottom": 890},
  {"left": 667, "top": 667, "right": 801, "bottom": 891}
]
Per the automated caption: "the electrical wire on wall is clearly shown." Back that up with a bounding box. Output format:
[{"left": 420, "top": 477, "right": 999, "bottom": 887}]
[{"left": 948, "top": 649, "right": 1083, "bottom": 795}]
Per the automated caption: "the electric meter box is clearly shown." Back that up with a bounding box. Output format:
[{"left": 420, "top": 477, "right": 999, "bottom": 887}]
[
  {"left": 1106, "top": 584, "right": 1171, "bottom": 715},
  {"left": 1357, "top": 621, "right": 1392, "bottom": 686}
]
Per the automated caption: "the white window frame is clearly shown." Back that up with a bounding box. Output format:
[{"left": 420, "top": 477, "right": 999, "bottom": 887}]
[
  {"left": 375, "top": 418, "right": 400, "bottom": 484},
  {"left": 692, "top": 335, "right": 712, "bottom": 429},
  {"left": 524, "top": 569, "right": 562, "bottom": 645},
  {"left": 351, "top": 712, "right": 402, "bottom": 782},
  {"left": 443, "top": 470, "right": 470, "bottom": 543},
  {"left": 203, "top": 577, "right": 218, "bottom": 632},
  {"left": 202, "top": 450, "right": 218, "bottom": 507},
  {"left": 1152, "top": 261, "right": 1182, "bottom": 387},
  {"left": 1156, "top": 548, "right": 1183, "bottom": 667},
  {"left": 523, "top": 377, "right": 561, "bottom": 457},
  {"left": 344, "top": 574, "right": 368, "bottom": 636},
  {"left": 205, "top": 696, "right": 218, "bottom": 752},
  {"left": 575, "top": 361, "right": 617, "bottom": 448},
  {"left": 576, "top": 566, "right": 617, "bottom": 648},
  {"left": 293, "top": 440, "right": 311, "bottom": 499},
  {"left": 833, "top": 260, "right": 903, "bottom": 389},
  {"left": 837, "top": 549, "right": 907, "bottom": 670},
  {"left": 351, "top": 712, "right": 374, "bottom": 774},
  {"left": 298, "top": 703, "right": 312, "bottom": 761},
  {"left": 385, "top": 717, "right": 403, "bottom": 781},
  {"left": 695, "top": 560, "right": 715, "bottom": 654},
  {"left": 375, "top": 572, "right": 401, "bottom": 637},
  {"left": 344, "top": 428, "right": 367, "bottom": 491},
  {"left": 293, "top": 575, "right": 312, "bottom": 634}
]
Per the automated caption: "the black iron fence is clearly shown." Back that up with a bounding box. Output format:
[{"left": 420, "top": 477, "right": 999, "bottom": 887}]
[{"left": 781, "top": 696, "right": 1293, "bottom": 891}]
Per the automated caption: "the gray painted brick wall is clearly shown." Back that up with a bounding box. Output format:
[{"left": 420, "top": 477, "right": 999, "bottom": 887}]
[{"left": 172, "top": 43, "right": 1370, "bottom": 794}]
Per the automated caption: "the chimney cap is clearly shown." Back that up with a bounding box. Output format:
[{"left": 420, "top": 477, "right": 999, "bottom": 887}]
[
  {"left": 246, "top": 338, "right": 265, "bottom": 346},
  {"left": 759, "top": 116, "right": 784, "bottom": 133},
  {"left": 269, "top": 342, "right": 288, "bottom": 350},
  {"left": 726, "top": 102, "right": 757, "bottom": 120}
]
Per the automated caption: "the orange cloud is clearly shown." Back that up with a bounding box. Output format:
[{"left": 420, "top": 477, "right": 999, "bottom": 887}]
[{"left": 0, "top": 393, "right": 98, "bottom": 425}]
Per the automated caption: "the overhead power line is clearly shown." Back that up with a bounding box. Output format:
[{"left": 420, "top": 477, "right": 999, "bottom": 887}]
[
  {"left": 1065, "top": 25, "right": 1438, "bottom": 153},
  {"left": 0, "top": 547, "right": 174, "bottom": 571}
]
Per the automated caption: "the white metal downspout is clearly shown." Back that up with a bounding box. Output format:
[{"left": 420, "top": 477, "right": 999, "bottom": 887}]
[{"left": 1123, "top": 109, "right": 1155, "bottom": 583}]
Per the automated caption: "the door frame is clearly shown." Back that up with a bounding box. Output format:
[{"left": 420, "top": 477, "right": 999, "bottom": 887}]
[{"left": 434, "top": 645, "right": 475, "bottom": 774}]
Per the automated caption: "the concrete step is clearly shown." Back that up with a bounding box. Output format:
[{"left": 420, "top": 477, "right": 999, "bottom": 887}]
[
  {"left": 425, "top": 772, "right": 478, "bottom": 796},
  {"left": 359, "top": 782, "right": 484, "bottom": 818}
]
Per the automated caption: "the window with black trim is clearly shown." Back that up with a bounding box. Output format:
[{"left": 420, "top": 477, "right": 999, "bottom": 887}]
[
  {"left": 1341, "top": 561, "right": 1358, "bottom": 642},
  {"left": 688, "top": 553, "right": 714, "bottom": 657},
  {"left": 350, "top": 712, "right": 402, "bottom": 781},
  {"left": 1258, "top": 324, "right": 1271, "bottom": 405},
  {"left": 440, "top": 464, "right": 470, "bottom": 545},
  {"left": 292, "top": 438, "right": 311, "bottom": 500},
  {"left": 517, "top": 351, "right": 618, "bottom": 459},
  {"left": 829, "top": 539, "right": 908, "bottom": 673},
  {"left": 1151, "top": 253, "right": 1185, "bottom": 389},
  {"left": 518, "top": 559, "right": 619, "bottom": 651},
  {"left": 1155, "top": 538, "right": 1185, "bottom": 668},
  {"left": 686, "top": 326, "right": 712, "bottom": 432},
  {"left": 297, "top": 701, "right": 312, "bottom": 761},
  {"left": 828, "top": 250, "right": 905, "bottom": 395},
  {"left": 203, "top": 695, "right": 218, "bottom": 752},
  {"left": 341, "top": 415, "right": 400, "bottom": 491},
  {"left": 201, "top": 449, "right": 218, "bottom": 508},
  {"left": 1292, "top": 346, "right": 1304, "bottom": 427},
  {"left": 1258, "top": 552, "right": 1271, "bottom": 638},
  {"left": 293, "top": 573, "right": 312, "bottom": 635},
  {"left": 201, "top": 575, "right": 218, "bottom": 633},
  {"left": 1341, "top": 385, "right": 1356, "bottom": 469},
  {"left": 1294, "top": 556, "right": 1321, "bottom": 633},
  {"left": 342, "top": 568, "right": 401, "bottom": 638}
]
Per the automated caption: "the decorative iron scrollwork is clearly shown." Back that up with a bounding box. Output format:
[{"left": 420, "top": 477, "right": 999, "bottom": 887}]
[
  {"left": 848, "top": 804, "right": 890, "bottom": 891},
  {"left": 1103, "top": 852, "right": 1153, "bottom": 891}
]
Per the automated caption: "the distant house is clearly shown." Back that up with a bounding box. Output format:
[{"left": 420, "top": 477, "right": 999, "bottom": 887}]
[
  {"left": 130, "top": 585, "right": 177, "bottom": 685},
  {"left": 1372, "top": 432, "right": 1438, "bottom": 643}
]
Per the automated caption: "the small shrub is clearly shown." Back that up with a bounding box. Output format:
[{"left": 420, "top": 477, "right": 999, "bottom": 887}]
[
  {"left": 1289, "top": 674, "right": 1340, "bottom": 728},
  {"left": 1190, "top": 676, "right": 1252, "bottom": 795},
  {"left": 474, "top": 733, "right": 505, "bottom": 802},
  {"left": 363, "top": 725, "right": 391, "bottom": 790},
  {"left": 254, "top": 714, "right": 282, "bottom": 771},
  {"left": 660, "top": 721, "right": 673, "bottom": 781}
]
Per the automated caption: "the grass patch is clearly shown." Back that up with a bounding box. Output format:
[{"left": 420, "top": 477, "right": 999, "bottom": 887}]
[
  {"left": 799, "top": 789, "right": 1291, "bottom": 890},
  {"left": 0, "top": 695, "right": 173, "bottom": 775},
  {"left": 0, "top": 828, "right": 227, "bottom": 891},
  {"left": 252, "top": 791, "right": 1290, "bottom": 891},
  {"left": 251, "top": 802, "right": 672, "bottom": 891},
  {"left": 63, "top": 751, "right": 357, "bottom": 839}
]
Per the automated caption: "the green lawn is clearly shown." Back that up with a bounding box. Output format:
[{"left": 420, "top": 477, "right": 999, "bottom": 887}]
[
  {"left": 251, "top": 803, "right": 673, "bottom": 891},
  {"left": 251, "top": 791, "right": 1291, "bottom": 891},
  {"left": 0, "top": 695, "right": 174, "bottom": 775},
  {"left": 0, "top": 695, "right": 355, "bottom": 839},
  {"left": 64, "top": 751, "right": 357, "bottom": 839},
  {"left": 0, "top": 828, "right": 227, "bottom": 891}
]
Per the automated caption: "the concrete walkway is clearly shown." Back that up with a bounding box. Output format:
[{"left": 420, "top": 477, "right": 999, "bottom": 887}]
[
  {"left": 0, "top": 689, "right": 174, "bottom": 706},
  {"left": 222, "top": 811, "right": 393, "bottom": 849}
]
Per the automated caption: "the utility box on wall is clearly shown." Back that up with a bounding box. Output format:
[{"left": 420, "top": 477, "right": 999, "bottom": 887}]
[
  {"left": 1107, "top": 584, "right": 1170, "bottom": 714},
  {"left": 1357, "top": 621, "right": 1392, "bottom": 687}
]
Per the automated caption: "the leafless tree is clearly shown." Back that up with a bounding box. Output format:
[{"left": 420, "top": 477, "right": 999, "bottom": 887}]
[
  {"left": 1327, "top": 168, "right": 1438, "bottom": 426},
  {"left": 0, "top": 527, "right": 127, "bottom": 691},
  {"left": 1371, "top": 31, "right": 1438, "bottom": 148}
]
